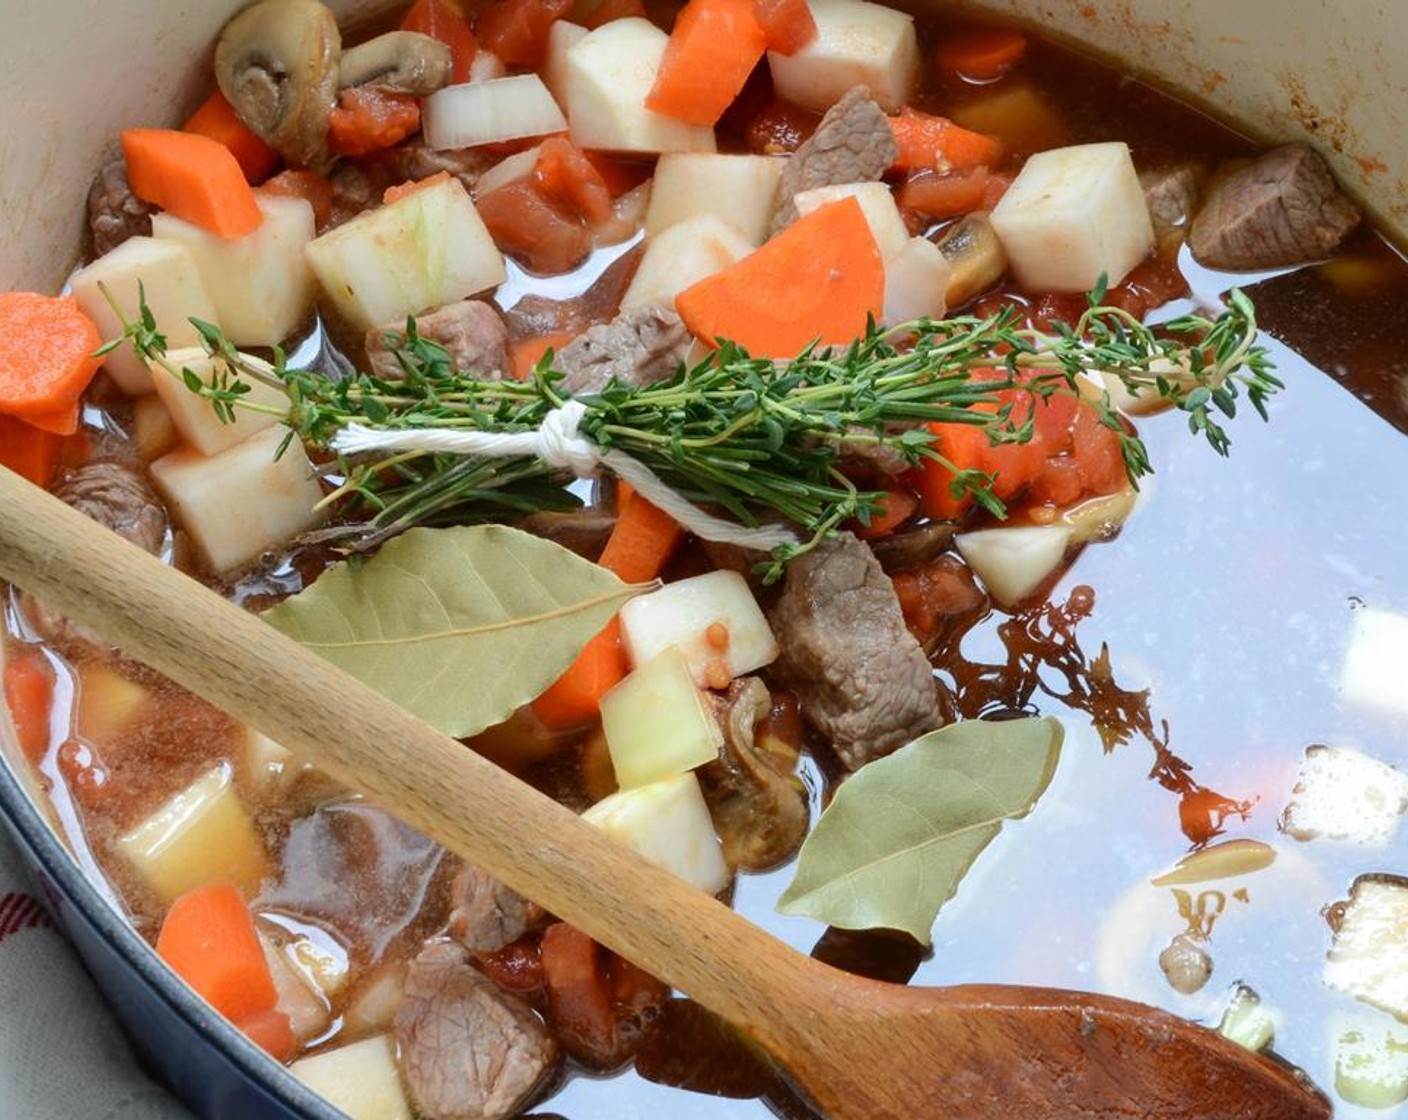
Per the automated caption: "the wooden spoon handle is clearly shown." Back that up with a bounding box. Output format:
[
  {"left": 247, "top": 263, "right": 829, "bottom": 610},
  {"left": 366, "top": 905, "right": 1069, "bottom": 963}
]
[{"left": 0, "top": 470, "right": 820, "bottom": 1050}]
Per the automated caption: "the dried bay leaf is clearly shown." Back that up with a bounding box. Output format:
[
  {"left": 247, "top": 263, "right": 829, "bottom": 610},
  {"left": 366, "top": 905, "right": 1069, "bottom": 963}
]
[
  {"left": 262, "top": 525, "right": 650, "bottom": 738},
  {"left": 777, "top": 717, "right": 1064, "bottom": 944}
]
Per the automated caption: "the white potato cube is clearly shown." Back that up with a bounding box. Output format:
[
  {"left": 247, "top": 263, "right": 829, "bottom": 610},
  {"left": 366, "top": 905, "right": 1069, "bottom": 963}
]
[
  {"left": 767, "top": 0, "right": 919, "bottom": 114},
  {"left": 423, "top": 74, "right": 567, "bottom": 151},
  {"left": 1282, "top": 744, "right": 1408, "bottom": 847},
  {"left": 622, "top": 215, "right": 755, "bottom": 312},
  {"left": 1325, "top": 875, "right": 1408, "bottom": 1021},
  {"left": 1341, "top": 607, "right": 1408, "bottom": 724},
  {"left": 70, "top": 237, "right": 221, "bottom": 395},
  {"left": 292, "top": 1035, "right": 411, "bottom": 1120},
  {"left": 884, "top": 235, "right": 951, "bottom": 324},
  {"left": 305, "top": 176, "right": 506, "bottom": 331},
  {"left": 150, "top": 425, "right": 325, "bottom": 575},
  {"left": 793, "top": 182, "right": 909, "bottom": 262},
  {"left": 152, "top": 195, "right": 315, "bottom": 347},
  {"left": 1335, "top": 1018, "right": 1408, "bottom": 1110},
  {"left": 620, "top": 569, "right": 779, "bottom": 687},
  {"left": 990, "top": 142, "right": 1154, "bottom": 293},
  {"left": 645, "top": 153, "right": 786, "bottom": 245},
  {"left": 565, "top": 19, "right": 718, "bottom": 154},
  {"left": 116, "top": 765, "right": 266, "bottom": 903},
  {"left": 543, "top": 21, "right": 588, "bottom": 106},
  {"left": 583, "top": 772, "right": 730, "bottom": 893},
  {"left": 131, "top": 394, "right": 179, "bottom": 461},
  {"left": 955, "top": 524, "right": 1073, "bottom": 609},
  {"left": 149, "top": 348, "right": 287, "bottom": 457},
  {"left": 75, "top": 662, "right": 151, "bottom": 746},
  {"left": 243, "top": 728, "right": 299, "bottom": 793},
  {"left": 600, "top": 647, "right": 724, "bottom": 790}
]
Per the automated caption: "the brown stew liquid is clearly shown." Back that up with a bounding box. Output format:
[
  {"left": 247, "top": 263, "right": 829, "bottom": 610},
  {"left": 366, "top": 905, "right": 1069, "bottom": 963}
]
[{"left": 8, "top": 8, "right": 1408, "bottom": 1120}]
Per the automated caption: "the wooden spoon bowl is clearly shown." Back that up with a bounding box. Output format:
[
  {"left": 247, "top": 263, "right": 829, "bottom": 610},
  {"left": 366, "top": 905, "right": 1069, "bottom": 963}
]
[{"left": 0, "top": 470, "right": 1331, "bottom": 1120}]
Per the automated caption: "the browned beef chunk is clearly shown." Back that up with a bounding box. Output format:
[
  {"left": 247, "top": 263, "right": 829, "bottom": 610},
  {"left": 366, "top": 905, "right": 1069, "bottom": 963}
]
[
  {"left": 868, "top": 522, "right": 957, "bottom": 573},
  {"left": 1139, "top": 163, "right": 1204, "bottom": 232},
  {"left": 767, "top": 532, "right": 942, "bottom": 770},
  {"left": 1189, "top": 144, "right": 1360, "bottom": 269},
  {"left": 447, "top": 862, "right": 542, "bottom": 954},
  {"left": 554, "top": 305, "right": 690, "bottom": 395},
  {"left": 365, "top": 300, "right": 510, "bottom": 380},
  {"left": 392, "top": 139, "right": 497, "bottom": 195},
  {"left": 87, "top": 159, "right": 154, "bottom": 258},
  {"left": 56, "top": 458, "right": 166, "bottom": 555},
  {"left": 503, "top": 244, "right": 644, "bottom": 342},
  {"left": 327, "top": 161, "right": 381, "bottom": 229},
  {"left": 396, "top": 942, "right": 558, "bottom": 1120},
  {"left": 770, "top": 86, "right": 898, "bottom": 235},
  {"left": 514, "top": 509, "right": 617, "bottom": 560}
]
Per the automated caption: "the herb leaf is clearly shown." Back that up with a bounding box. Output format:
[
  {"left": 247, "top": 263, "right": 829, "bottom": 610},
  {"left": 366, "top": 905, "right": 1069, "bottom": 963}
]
[
  {"left": 777, "top": 716, "right": 1064, "bottom": 944},
  {"left": 261, "top": 525, "right": 654, "bottom": 738}
]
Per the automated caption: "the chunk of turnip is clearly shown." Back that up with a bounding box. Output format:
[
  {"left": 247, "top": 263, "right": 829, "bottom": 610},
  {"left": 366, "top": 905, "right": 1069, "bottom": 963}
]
[
  {"left": 130, "top": 394, "right": 178, "bottom": 461},
  {"left": 564, "top": 18, "right": 717, "bottom": 154},
  {"left": 148, "top": 347, "right": 287, "bottom": 457},
  {"left": 600, "top": 646, "right": 724, "bottom": 790},
  {"left": 292, "top": 1035, "right": 412, "bottom": 1120},
  {"left": 955, "top": 524, "right": 1073, "bottom": 609},
  {"left": 260, "top": 933, "right": 331, "bottom": 1044},
  {"left": 116, "top": 764, "right": 266, "bottom": 903},
  {"left": 1325, "top": 874, "right": 1408, "bottom": 1021},
  {"left": 1282, "top": 744, "right": 1408, "bottom": 847},
  {"left": 644, "top": 153, "right": 786, "bottom": 245},
  {"left": 70, "top": 236, "right": 221, "bottom": 395},
  {"left": 793, "top": 181, "right": 910, "bottom": 261},
  {"left": 620, "top": 569, "right": 779, "bottom": 687},
  {"left": 542, "top": 21, "right": 588, "bottom": 106},
  {"left": 622, "top": 214, "right": 755, "bottom": 312},
  {"left": 423, "top": 74, "right": 567, "bottom": 151},
  {"left": 883, "top": 235, "right": 951, "bottom": 324},
  {"left": 990, "top": 142, "right": 1154, "bottom": 293},
  {"left": 151, "top": 195, "right": 315, "bottom": 347},
  {"left": 1341, "top": 607, "right": 1408, "bottom": 724},
  {"left": 149, "top": 425, "right": 325, "bottom": 575},
  {"left": 766, "top": 0, "right": 919, "bottom": 114},
  {"left": 582, "top": 772, "right": 731, "bottom": 894},
  {"left": 304, "top": 175, "right": 505, "bottom": 331}
]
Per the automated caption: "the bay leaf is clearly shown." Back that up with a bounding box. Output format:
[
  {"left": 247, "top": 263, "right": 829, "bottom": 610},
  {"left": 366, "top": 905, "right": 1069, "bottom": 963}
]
[
  {"left": 776, "top": 716, "right": 1064, "bottom": 945},
  {"left": 262, "top": 525, "right": 648, "bottom": 738}
]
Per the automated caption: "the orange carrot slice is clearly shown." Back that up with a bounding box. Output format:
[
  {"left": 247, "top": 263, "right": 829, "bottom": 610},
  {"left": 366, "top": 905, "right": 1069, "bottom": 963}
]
[
  {"left": 121, "top": 128, "right": 263, "bottom": 238},
  {"left": 155, "top": 883, "right": 278, "bottom": 1023},
  {"left": 646, "top": 0, "right": 767, "bottom": 127},
  {"left": 183, "top": 91, "right": 279, "bottom": 184},
  {"left": 0, "top": 293, "right": 102, "bottom": 424},
  {"left": 890, "top": 107, "right": 1004, "bottom": 173}
]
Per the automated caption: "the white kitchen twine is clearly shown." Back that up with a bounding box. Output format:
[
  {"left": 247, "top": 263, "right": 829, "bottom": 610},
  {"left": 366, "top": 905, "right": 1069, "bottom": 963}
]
[{"left": 331, "top": 400, "right": 800, "bottom": 551}]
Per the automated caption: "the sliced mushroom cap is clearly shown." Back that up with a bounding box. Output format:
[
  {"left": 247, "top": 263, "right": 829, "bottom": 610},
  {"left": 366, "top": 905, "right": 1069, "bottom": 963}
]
[
  {"left": 339, "top": 31, "right": 452, "bottom": 96},
  {"left": 701, "top": 678, "right": 809, "bottom": 871},
  {"left": 215, "top": 0, "right": 341, "bottom": 169},
  {"left": 933, "top": 212, "right": 1007, "bottom": 310}
]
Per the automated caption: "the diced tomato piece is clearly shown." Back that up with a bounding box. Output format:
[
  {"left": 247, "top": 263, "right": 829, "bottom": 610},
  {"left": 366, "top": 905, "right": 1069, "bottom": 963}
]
[
  {"left": 851, "top": 488, "right": 920, "bottom": 539},
  {"left": 1070, "top": 403, "right": 1128, "bottom": 496},
  {"left": 402, "top": 0, "right": 479, "bottom": 83},
  {"left": 754, "top": 0, "right": 817, "bottom": 54},
  {"left": 259, "top": 170, "right": 335, "bottom": 229},
  {"left": 889, "top": 107, "right": 1003, "bottom": 174},
  {"left": 980, "top": 170, "right": 1013, "bottom": 210},
  {"left": 327, "top": 88, "right": 421, "bottom": 158},
  {"left": 583, "top": 151, "right": 655, "bottom": 197},
  {"left": 475, "top": 0, "right": 572, "bottom": 67},
  {"left": 913, "top": 420, "right": 987, "bottom": 520},
  {"left": 898, "top": 166, "right": 991, "bottom": 222},
  {"left": 477, "top": 935, "right": 547, "bottom": 1000},
  {"left": 478, "top": 179, "right": 593, "bottom": 275},
  {"left": 534, "top": 138, "right": 613, "bottom": 224},
  {"left": 743, "top": 97, "right": 820, "bottom": 154},
  {"left": 581, "top": 0, "right": 647, "bottom": 28}
]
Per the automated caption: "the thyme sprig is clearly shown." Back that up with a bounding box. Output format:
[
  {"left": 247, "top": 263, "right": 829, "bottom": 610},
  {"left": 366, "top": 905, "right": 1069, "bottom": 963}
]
[{"left": 103, "top": 281, "right": 1278, "bottom": 580}]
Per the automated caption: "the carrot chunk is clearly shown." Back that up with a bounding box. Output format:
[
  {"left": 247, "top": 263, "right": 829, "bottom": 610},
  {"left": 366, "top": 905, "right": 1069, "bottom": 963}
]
[
  {"left": 890, "top": 107, "right": 1003, "bottom": 173},
  {"left": 852, "top": 488, "right": 920, "bottom": 539},
  {"left": 121, "top": 128, "right": 264, "bottom": 238},
  {"left": 3, "top": 651, "right": 55, "bottom": 764},
  {"left": 328, "top": 87, "right": 422, "bottom": 158},
  {"left": 0, "top": 415, "right": 63, "bottom": 487},
  {"left": 646, "top": 0, "right": 768, "bottom": 127},
  {"left": 597, "top": 491, "right": 684, "bottom": 583},
  {"left": 935, "top": 27, "right": 1028, "bottom": 82},
  {"left": 183, "top": 91, "right": 279, "bottom": 184},
  {"left": 754, "top": 0, "right": 817, "bottom": 54},
  {"left": 402, "top": 0, "right": 479, "bottom": 83},
  {"left": 676, "top": 197, "right": 884, "bottom": 358},
  {"left": 532, "top": 619, "right": 629, "bottom": 730},
  {"left": 510, "top": 331, "right": 576, "bottom": 380},
  {"left": 475, "top": 0, "right": 572, "bottom": 68},
  {"left": 236, "top": 1008, "right": 297, "bottom": 1062},
  {"left": 155, "top": 883, "right": 278, "bottom": 1023},
  {"left": 0, "top": 293, "right": 102, "bottom": 424}
]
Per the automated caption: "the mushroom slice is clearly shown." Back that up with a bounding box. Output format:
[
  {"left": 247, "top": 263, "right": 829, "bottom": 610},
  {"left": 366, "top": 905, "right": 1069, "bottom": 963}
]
[
  {"left": 215, "top": 0, "right": 341, "bottom": 169},
  {"left": 701, "top": 678, "right": 809, "bottom": 872},
  {"left": 339, "top": 31, "right": 452, "bottom": 96},
  {"left": 934, "top": 212, "right": 1007, "bottom": 310}
]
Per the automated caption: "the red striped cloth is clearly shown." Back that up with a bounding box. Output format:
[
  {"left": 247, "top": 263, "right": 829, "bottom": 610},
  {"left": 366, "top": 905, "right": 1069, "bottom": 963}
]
[{"left": 0, "top": 889, "right": 53, "bottom": 943}]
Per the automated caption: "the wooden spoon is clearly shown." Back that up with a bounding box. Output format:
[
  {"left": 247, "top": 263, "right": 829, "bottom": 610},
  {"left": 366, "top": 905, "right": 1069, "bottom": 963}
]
[{"left": 0, "top": 470, "right": 1330, "bottom": 1120}]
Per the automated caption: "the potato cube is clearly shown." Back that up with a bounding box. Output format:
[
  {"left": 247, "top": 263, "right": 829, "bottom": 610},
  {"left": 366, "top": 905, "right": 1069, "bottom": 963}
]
[
  {"left": 883, "top": 235, "right": 951, "bottom": 324},
  {"left": 955, "top": 525, "right": 1073, "bottom": 609},
  {"left": 990, "top": 142, "right": 1154, "bottom": 293},
  {"left": 645, "top": 153, "right": 786, "bottom": 245},
  {"left": 565, "top": 19, "right": 718, "bottom": 154},
  {"left": 149, "top": 348, "right": 287, "bottom": 457},
  {"left": 304, "top": 176, "right": 506, "bottom": 331},
  {"left": 543, "top": 20, "right": 588, "bottom": 106},
  {"left": 620, "top": 569, "right": 779, "bottom": 687},
  {"left": 1282, "top": 744, "right": 1408, "bottom": 846},
  {"left": 152, "top": 195, "right": 315, "bottom": 347},
  {"left": 767, "top": 0, "right": 919, "bottom": 114},
  {"left": 292, "top": 1035, "right": 412, "bottom": 1120},
  {"left": 1325, "top": 875, "right": 1408, "bottom": 1021},
  {"left": 116, "top": 765, "right": 266, "bottom": 903},
  {"left": 600, "top": 647, "right": 724, "bottom": 790},
  {"left": 75, "top": 662, "right": 151, "bottom": 747},
  {"left": 1341, "top": 607, "right": 1408, "bottom": 724},
  {"left": 130, "top": 394, "right": 179, "bottom": 461},
  {"left": 622, "top": 215, "right": 755, "bottom": 312},
  {"left": 583, "top": 772, "right": 730, "bottom": 893},
  {"left": 69, "top": 237, "right": 221, "bottom": 395},
  {"left": 149, "top": 425, "right": 325, "bottom": 575},
  {"left": 793, "top": 182, "right": 909, "bottom": 262}
]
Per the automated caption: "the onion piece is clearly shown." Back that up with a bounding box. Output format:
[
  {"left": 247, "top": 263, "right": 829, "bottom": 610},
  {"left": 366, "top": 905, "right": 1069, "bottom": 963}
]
[{"left": 423, "top": 74, "right": 566, "bottom": 151}]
